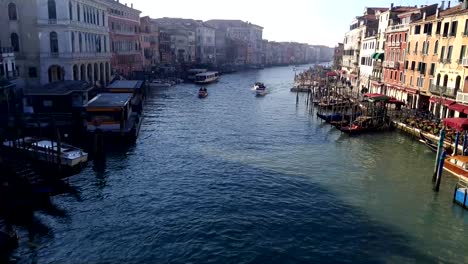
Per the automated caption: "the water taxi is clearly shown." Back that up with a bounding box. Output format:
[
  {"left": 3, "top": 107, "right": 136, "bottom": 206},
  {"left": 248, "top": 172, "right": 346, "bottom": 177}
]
[
  {"left": 254, "top": 82, "right": 267, "bottom": 96},
  {"left": 195, "top": 72, "right": 219, "bottom": 84},
  {"left": 198, "top": 87, "right": 208, "bottom": 98},
  {"left": 85, "top": 93, "right": 142, "bottom": 140}
]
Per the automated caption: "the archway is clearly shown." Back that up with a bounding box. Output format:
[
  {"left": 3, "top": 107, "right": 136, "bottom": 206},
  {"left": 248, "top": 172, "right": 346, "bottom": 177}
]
[
  {"left": 48, "top": 65, "right": 63, "bottom": 83},
  {"left": 443, "top": 75, "right": 449, "bottom": 87},
  {"left": 80, "top": 64, "right": 86, "bottom": 80},
  {"left": 94, "top": 63, "right": 99, "bottom": 86},
  {"left": 100, "top": 62, "right": 104, "bottom": 86},
  {"left": 73, "top": 65, "right": 79, "bottom": 80},
  {"left": 87, "top": 64, "right": 92, "bottom": 84}
]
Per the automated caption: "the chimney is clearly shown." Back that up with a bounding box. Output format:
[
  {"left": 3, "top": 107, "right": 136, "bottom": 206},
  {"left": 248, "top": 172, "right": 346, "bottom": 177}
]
[
  {"left": 441, "top": 1, "right": 445, "bottom": 10},
  {"left": 423, "top": 11, "right": 426, "bottom": 21},
  {"left": 131, "top": 3, "right": 133, "bottom": 8},
  {"left": 463, "top": 0, "right": 468, "bottom": 10},
  {"left": 436, "top": 7, "right": 440, "bottom": 18},
  {"left": 391, "top": 3, "right": 394, "bottom": 10},
  {"left": 448, "top": 1, "right": 451, "bottom": 9}
]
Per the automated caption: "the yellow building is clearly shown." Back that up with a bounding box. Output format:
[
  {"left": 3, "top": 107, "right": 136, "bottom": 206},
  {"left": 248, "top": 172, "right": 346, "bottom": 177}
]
[
  {"left": 429, "top": 3, "right": 468, "bottom": 118},
  {"left": 404, "top": 5, "right": 439, "bottom": 110}
]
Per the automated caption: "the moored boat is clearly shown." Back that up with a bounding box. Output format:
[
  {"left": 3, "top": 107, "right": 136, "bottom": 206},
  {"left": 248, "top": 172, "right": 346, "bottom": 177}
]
[
  {"left": 149, "top": 79, "right": 173, "bottom": 88},
  {"left": 2, "top": 137, "right": 88, "bottom": 168}
]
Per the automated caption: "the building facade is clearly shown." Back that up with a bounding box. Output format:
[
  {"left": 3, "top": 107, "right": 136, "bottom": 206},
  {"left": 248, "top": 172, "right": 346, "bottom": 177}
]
[
  {"left": 140, "top": 16, "right": 159, "bottom": 71},
  {"left": 1, "top": 0, "right": 112, "bottom": 86},
  {"left": 103, "top": 0, "right": 142, "bottom": 77}
]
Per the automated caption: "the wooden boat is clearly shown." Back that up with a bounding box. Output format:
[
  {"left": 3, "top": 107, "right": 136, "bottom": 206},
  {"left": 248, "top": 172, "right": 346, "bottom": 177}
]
[
  {"left": 2, "top": 137, "right": 88, "bottom": 168},
  {"left": 337, "top": 116, "right": 386, "bottom": 134},
  {"left": 444, "top": 156, "right": 468, "bottom": 179},
  {"left": 419, "top": 132, "right": 438, "bottom": 152},
  {"left": 317, "top": 112, "right": 343, "bottom": 122}
]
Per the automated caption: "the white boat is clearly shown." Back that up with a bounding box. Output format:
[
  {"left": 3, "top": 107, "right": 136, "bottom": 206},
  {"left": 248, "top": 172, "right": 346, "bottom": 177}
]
[
  {"left": 149, "top": 79, "right": 174, "bottom": 88},
  {"left": 195, "top": 72, "right": 219, "bottom": 84},
  {"left": 254, "top": 82, "right": 267, "bottom": 96},
  {"left": 187, "top": 69, "right": 207, "bottom": 82},
  {"left": 3, "top": 137, "right": 88, "bottom": 167}
]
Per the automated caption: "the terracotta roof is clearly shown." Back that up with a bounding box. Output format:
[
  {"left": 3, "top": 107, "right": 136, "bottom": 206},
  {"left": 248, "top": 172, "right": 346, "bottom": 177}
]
[{"left": 424, "top": 4, "right": 468, "bottom": 21}]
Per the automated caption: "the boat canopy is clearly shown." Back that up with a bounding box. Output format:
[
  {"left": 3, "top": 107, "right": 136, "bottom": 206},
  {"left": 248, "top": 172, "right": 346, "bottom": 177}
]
[
  {"left": 364, "top": 93, "right": 390, "bottom": 102},
  {"left": 443, "top": 118, "right": 468, "bottom": 131}
]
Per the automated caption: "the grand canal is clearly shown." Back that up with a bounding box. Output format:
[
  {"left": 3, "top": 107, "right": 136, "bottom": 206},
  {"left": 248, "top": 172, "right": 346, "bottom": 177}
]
[{"left": 14, "top": 65, "right": 468, "bottom": 263}]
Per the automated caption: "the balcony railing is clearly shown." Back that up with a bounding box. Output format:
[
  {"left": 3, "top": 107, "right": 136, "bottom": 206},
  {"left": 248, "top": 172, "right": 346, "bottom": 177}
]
[
  {"left": 430, "top": 84, "right": 457, "bottom": 98},
  {"left": 462, "top": 57, "right": 468, "bottom": 67},
  {"left": 457, "top": 92, "right": 468, "bottom": 104},
  {"left": 40, "top": 52, "right": 112, "bottom": 59},
  {"left": 387, "top": 24, "right": 409, "bottom": 33}
]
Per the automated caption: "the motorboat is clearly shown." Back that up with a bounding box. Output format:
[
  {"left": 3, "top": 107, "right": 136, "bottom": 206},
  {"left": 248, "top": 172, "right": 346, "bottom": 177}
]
[
  {"left": 2, "top": 137, "right": 88, "bottom": 168},
  {"left": 198, "top": 88, "right": 208, "bottom": 98},
  {"left": 254, "top": 82, "right": 267, "bottom": 96}
]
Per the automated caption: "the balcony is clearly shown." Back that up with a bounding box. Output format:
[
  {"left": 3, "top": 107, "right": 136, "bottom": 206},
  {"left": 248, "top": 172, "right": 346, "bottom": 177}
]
[
  {"left": 457, "top": 92, "right": 468, "bottom": 104},
  {"left": 430, "top": 84, "right": 457, "bottom": 98},
  {"left": 462, "top": 57, "right": 468, "bottom": 67},
  {"left": 387, "top": 24, "right": 409, "bottom": 33}
]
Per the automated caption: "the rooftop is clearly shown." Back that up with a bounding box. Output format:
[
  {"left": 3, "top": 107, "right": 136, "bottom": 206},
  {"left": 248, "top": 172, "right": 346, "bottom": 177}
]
[
  {"left": 25, "top": 81, "right": 93, "bottom": 96},
  {"left": 107, "top": 80, "right": 144, "bottom": 90},
  {"left": 86, "top": 93, "right": 133, "bottom": 108}
]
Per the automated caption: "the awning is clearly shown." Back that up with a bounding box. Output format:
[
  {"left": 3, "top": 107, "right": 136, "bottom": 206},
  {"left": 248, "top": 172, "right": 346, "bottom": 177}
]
[
  {"left": 376, "top": 53, "right": 385, "bottom": 60},
  {"left": 443, "top": 118, "right": 468, "bottom": 131},
  {"left": 326, "top": 71, "right": 337, "bottom": 77},
  {"left": 448, "top": 103, "right": 468, "bottom": 113},
  {"left": 371, "top": 53, "right": 379, "bottom": 59},
  {"left": 405, "top": 88, "right": 418, "bottom": 94},
  {"left": 444, "top": 99, "right": 455, "bottom": 106}
]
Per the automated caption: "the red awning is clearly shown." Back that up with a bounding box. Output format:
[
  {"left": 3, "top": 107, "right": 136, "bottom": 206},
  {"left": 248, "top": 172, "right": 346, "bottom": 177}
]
[
  {"left": 444, "top": 99, "right": 455, "bottom": 106},
  {"left": 448, "top": 103, "right": 468, "bottom": 113},
  {"left": 327, "top": 71, "right": 338, "bottom": 77},
  {"left": 388, "top": 98, "right": 406, "bottom": 105},
  {"left": 405, "top": 88, "right": 418, "bottom": 94},
  {"left": 363, "top": 93, "right": 384, "bottom": 98},
  {"left": 444, "top": 118, "right": 468, "bottom": 131},
  {"left": 429, "top": 96, "right": 437, "bottom": 103}
]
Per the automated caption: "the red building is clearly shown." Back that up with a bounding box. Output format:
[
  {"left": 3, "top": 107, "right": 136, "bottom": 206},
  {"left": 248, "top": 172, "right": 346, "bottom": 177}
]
[
  {"left": 383, "top": 24, "right": 408, "bottom": 96},
  {"left": 103, "top": 1, "right": 142, "bottom": 77}
]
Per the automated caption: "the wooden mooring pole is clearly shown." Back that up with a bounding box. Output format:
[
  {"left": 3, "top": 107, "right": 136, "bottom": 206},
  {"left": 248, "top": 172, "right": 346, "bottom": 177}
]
[
  {"left": 434, "top": 151, "right": 447, "bottom": 192},
  {"left": 433, "top": 128, "right": 446, "bottom": 183}
]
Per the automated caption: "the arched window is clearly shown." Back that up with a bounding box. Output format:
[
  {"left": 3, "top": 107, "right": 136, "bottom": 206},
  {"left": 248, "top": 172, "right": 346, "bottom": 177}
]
[
  {"left": 407, "top": 42, "right": 411, "bottom": 53},
  {"left": 102, "top": 11, "right": 105, "bottom": 26},
  {"left": 11, "top": 33, "right": 19, "bottom": 52},
  {"left": 8, "top": 3, "right": 17, "bottom": 20},
  {"left": 50, "top": 31, "right": 59, "bottom": 53},
  {"left": 422, "top": 41, "right": 426, "bottom": 54},
  {"left": 436, "top": 74, "right": 441, "bottom": 86},
  {"left": 77, "top": 4, "right": 80, "bottom": 21},
  {"left": 48, "top": 0, "right": 57, "bottom": 20},
  {"left": 414, "top": 42, "right": 418, "bottom": 54},
  {"left": 69, "top": 1, "right": 73, "bottom": 20},
  {"left": 434, "top": 40, "right": 439, "bottom": 54},
  {"left": 443, "top": 75, "right": 449, "bottom": 87}
]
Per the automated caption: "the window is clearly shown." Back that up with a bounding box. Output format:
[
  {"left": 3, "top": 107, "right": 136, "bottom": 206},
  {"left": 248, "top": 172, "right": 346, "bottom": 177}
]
[
  {"left": 451, "top": 21, "right": 458, "bottom": 37},
  {"left": 415, "top": 25, "right": 421, "bottom": 34},
  {"left": 436, "top": 74, "right": 441, "bottom": 85},
  {"left": 414, "top": 42, "right": 418, "bottom": 54},
  {"left": 50, "top": 32, "right": 58, "bottom": 53},
  {"left": 104, "top": 36, "right": 107, "bottom": 52},
  {"left": 410, "top": 76, "right": 413, "bottom": 86},
  {"left": 48, "top": 0, "right": 57, "bottom": 20},
  {"left": 430, "top": 63, "right": 435, "bottom": 76},
  {"left": 447, "top": 46, "right": 453, "bottom": 61},
  {"left": 434, "top": 40, "right": 439, "bottom": 54},
  {"left": 420, "top": 63, "right": 426, "bottom": 75},
  {"left": 436, "top": 22, "right": 441, "bottom": 34},
  {"left": 102, "top": 11, "right": 105, "bottom": 26},
  {"left": 28, "top": 67, "right": 37, "bottom": 78},
  {"left": 405, "top": 60, "right": 409, "bottom": 69},
  {"left": 69, "top": 1, "right": 73, "bottom": 20},
  {"left": 77, "top": 4, "right": 80, "bottom": 21},
  {"left": 11, "top": 33, "right": 19, "bottom": 52},
  {"left": 8, "top": 3, "right": 17, "bottom": 20},
  {"left": 411, "top": 61, "right": 415, "bottom": 70},
  {"left": 460, "top": 45, "right": 466, "bottom": 62},
  {"left": 443, "top": 22, "right": 450, "bottom": 37},
  {"left": 422, "top": 41, "right": 426, "bottom": 54},
  {"left": 71, "top": 32, "right": 75, "bottom": 52},
  {"left": 465, "top": 19, "right": 468, "bottom": 35},
  {"left": 79, "top": 33, "right": 82, "bottom": 52},
  {"left": 440, "top": 46, "right": 446, "bottom": 61},
  {"left": 443, "top": 75, "right": 449, "bottom": 87},
  {"left": 407, "top": 42, "right": 411, "bottom": 53}
]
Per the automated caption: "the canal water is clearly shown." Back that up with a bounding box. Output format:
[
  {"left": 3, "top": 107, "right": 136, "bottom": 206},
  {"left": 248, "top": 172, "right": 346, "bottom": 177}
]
[{"left": 14, "top": 65, "right": 468, "bottom": 263}]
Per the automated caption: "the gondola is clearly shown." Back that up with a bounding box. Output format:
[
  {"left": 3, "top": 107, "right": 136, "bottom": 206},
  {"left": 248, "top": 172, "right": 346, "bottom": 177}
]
[{"left": 419, "top": 131, "right": 438, "bottom": 152}]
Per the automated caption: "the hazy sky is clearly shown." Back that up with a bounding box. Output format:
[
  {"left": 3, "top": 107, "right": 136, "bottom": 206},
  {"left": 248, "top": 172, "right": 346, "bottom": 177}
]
[{"left": 129, "top": 0, "right": 436, "bottom": 47}]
